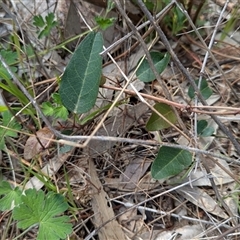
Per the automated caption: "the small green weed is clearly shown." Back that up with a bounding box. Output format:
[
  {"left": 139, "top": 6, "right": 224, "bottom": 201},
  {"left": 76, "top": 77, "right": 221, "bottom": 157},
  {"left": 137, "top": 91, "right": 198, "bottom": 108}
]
[
  {"left": 95, "top": 0, "right": 116, "bottom": 30},
  {"left": 41, "top": 93, "right": 69, "bottom": 121},
  {"left": 0, "top": 111, "right": 21, "bottom": 150},
  {"left": 220, "top": 5, "right": 240, "bottom": 41},
  {"left": 0, "top": 49, "right": 18, "bottom": 80},
  {"left": 33, "top": 12, "right": 58, "bottom": 39},
  {"left": 0, "top": 180, "right": 73, "bottom": 240}
]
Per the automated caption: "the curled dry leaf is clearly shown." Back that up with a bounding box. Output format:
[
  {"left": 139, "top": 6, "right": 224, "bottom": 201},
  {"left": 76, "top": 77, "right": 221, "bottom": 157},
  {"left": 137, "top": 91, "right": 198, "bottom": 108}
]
[{"left": 24, "top": 127, "right": 54, "bottom": 160}]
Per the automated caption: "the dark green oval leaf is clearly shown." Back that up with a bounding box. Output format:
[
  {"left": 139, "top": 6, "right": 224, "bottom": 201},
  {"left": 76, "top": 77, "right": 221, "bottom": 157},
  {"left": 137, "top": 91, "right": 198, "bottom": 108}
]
[
  {"left": 151, "top": 146, "right": 192, "bottom": 180},
  {"left": 197, "top": 119, "right": 208, "bottom": 135},
  {"left": 146, "top": 103, "right": 177, "bottom": 131},
  {"left": 200, "top": 127, "right": 215, "bottom": 137},
  {"left": 136, "top": 52, "right": 170, "bottom": 82},
  {"left": 59, "top": 32, "right": 103, "bottom": 113},
  {"left": 188, "top": 79, "right": 212, "bottom": 100},
  {"left": 197, "top": 120, "right": 214, "bottom": 137}
]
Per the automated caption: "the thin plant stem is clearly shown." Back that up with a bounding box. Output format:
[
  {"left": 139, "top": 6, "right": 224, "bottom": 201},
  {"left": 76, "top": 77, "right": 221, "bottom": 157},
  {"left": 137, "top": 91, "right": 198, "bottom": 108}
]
[{"left": 135, "top": 0, "right": 240, "bottom": 155}]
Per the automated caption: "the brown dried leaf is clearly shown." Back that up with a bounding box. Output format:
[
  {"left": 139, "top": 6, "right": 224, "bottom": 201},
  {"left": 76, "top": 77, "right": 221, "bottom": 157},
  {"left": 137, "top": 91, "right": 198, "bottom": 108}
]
[
  {"left": 176, "top": 186, "right": 228, "bottom": 219},
  {"left": 119, "top": 157, "right": 151, "bottom": 190},
  {"left": 24, "top": 127, "right": 54, "bottom": 160},
  {"left": 25, "top": 146, "right": 75, "bottom": 190},
  {"left": 88, "top": 102, "right": 149, "bottom": 157},
  {"left": 118, "top": 206, "right": 140, "bottom": 233},
  {"left": 89, "top": 158, "right": 126, "bottom": 240}
]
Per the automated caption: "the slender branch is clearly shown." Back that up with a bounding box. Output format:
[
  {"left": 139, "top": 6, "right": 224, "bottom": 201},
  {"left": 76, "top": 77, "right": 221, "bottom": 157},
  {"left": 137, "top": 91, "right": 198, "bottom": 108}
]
[
  {"left": 202, "top": 157, "right": 237, "bottom": 225},
  {"left": 100, "top": 2, "right": 174, "bottom": 55},
  {"left": 135, "top": 0, "right": 240, "bottom": 155},
  {"left": 113, "top": 0, "right": 189, "bottom": 136},
  {"left": 215, "top": 223, "right": 240, "bottom": 240},
  {"left": 0, "top": 122, "right": 237, "bottom": 165},
  {"left": 103, "top": 85, "right": 240, "bottom": 115},
  {"left": 85, "top": 175, "right": 233, "bottom": 240}
]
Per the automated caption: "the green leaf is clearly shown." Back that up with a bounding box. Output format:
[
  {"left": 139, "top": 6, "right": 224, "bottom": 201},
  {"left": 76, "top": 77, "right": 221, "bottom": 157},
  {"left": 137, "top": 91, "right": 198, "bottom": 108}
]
[
  {"left": 200, "top": 127, "right": 215, "bottom": 137},
  {"left": 41, "top": 102, "right": 55, "bottom": 116},
  {"left": 38, "top": 29, "right": 48, "bottom": 39},
  {"left": 107, "top": 0, "right": 115, "bottom": 12},
  {"left": 136, "top": 52, "right": 170, "bottom": 82},
  {"left": 146, "top": 103, "right": 177, "bottom": 131},
  {"left": 0, "top": 180, "right": 22, "bottom": 210},
  {"left": 59, "top": 31, "right": 103, "bottom": 113},
  {"left": 54, "top": 106, "right": 69, "bottom": 121},
  {"left": 33, "top": 15, "right": 45, "bottom": 27},
  {"left": 0, "top": 49, "right": 18, "bottom": 79},
  {"left": 151, "top": 146, "right": 192, "bottom": 180},
  {"left": 42, "top": 93, "right": 69, "bottom": 120},
  {"left": 197, "top": 120, "right": 214, "bottom": 137},
  {"left": 0, "top": 49, "right": 17, "bottom": 65},
  {"left": 0, "top": 73, "right": 29, "bottom": 106},
  {"left": 52, "top": 93, "right": 62, "bottom": 105},
  {"left": 0, "top": 111, "right": 21, "bottom": 150},
  {"left": 45, "top": 13, "right": 55, "bottom": 25},
  {"left": 0, "top": 106, "right": 8, "bottom": 112},
  {"left": 33, "top": 13, "right": 58, "bottom": 39},
  {"left": 145, "top": 1, "right": 154, "bottom": 11},
  {"left": 80, "top": 100, "right": 124, "bottom": 125},
  {"left": 95, "top": 16, "right": 115, "bottom": 30},
  {"left": 42, "top": 103, "right": 68, "bottom": 121},
  {"left": 13, "top": 189, "right": 72, "bottom": 240},
  {"left": 197, "top": 119, "right": 208, "bottom": 134},
  {"left": 172, "top": 7, "right": 187, "bottom": 34},
  {"left": 25, "top": 44, "right": 34, "bottom": 56},
  {"left": 188, "top": 79, "right": 212, "bottom": 100}
]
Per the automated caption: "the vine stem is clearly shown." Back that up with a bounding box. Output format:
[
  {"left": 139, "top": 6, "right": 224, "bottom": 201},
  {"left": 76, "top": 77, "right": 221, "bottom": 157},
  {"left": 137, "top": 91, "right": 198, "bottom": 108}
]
[
  {"left": 135, "top": 0, "right": 240, "bottom": 155},
  {"left": 103, "top": 85, "right": 240, "bottom": 115}
]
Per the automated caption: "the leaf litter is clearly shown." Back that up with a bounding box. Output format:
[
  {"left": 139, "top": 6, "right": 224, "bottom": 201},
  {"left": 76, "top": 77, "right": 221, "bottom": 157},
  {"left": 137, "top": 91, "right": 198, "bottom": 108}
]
[{"left": 1, "top": 0, "right": 240, "bottom": 239}]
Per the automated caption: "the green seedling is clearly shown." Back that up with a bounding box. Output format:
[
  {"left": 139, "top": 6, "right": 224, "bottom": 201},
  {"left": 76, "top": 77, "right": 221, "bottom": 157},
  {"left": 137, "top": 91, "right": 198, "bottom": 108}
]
[
  {"left": 0, "top": 181, "right": 72, "bottom": 240},
  {"left": 0, "top": 110, "right": 21, "bottom": 150},
  {"left": 0, "top": 49, "right": 18, "bottom": 80},
  {"left": 42, "top": 93, "right": 69, "bottom": 121},
  {"left": 33, "top": 13, "right": 58, "bottom": 39},
  {"left": 95, "top": 16, "right": 116, "bottom": 30},
  {"left": 95, "top": 0, "right": 116, "bottom": 30},
  {"left": 58, "top": 30, "right": 193, "bottom": 183}
]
